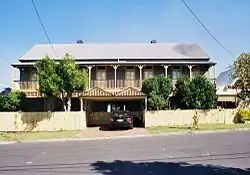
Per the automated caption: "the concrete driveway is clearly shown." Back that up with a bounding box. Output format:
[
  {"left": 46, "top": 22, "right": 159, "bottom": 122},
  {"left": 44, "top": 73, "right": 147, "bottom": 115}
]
[{"left": 78, "top": 127, "right": 149, "bottom": 138}]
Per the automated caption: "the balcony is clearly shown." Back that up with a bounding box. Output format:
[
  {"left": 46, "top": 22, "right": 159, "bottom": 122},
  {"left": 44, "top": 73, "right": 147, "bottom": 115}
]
[
  {"left": 14, "top": 81, "right": 39, "bottom": 90},
  {"left": 15, "top": 79, "right": 140, "bottom": 91},
  {"left": 91, "top": 79, "right": 140, "bottom": 89},
  {"left": 13, "top": 81, "right": 40, "bottom": 97},
  {"left": 15, "top": 77, "right": 215, "bottom": 91}
]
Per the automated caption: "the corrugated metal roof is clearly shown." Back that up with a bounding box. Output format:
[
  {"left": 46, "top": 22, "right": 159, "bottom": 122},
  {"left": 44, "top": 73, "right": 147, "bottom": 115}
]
[
  {"left": 116, "top": 87, "right": 144, "bottom": 96},
  {"left": 80, "top": 87, "right": 144, "bottom": 97},
  {"left": 20, "top": 43, "right": 210, "bottom": 60},
  {"left": 83, "top": 87, "right": 114, "bottom": 97},
  {"left": 216, "top": 68, "right": 235, "bottom": 87}
]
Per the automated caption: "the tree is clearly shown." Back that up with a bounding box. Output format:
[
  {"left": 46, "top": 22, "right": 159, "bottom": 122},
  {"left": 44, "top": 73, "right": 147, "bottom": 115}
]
[
  {"left": 171, "top": 76, "right": 191, "bottom": 109},
  {"left": 142, "top": 75, "right": 172, "bottom": 110},
  {"left": 0, "top": 91, "right": 26, "bottom": 111},
  {"left": 188, "top": 75, "right": 217, "bottom": 109},
  {"left": 233, "top": 53, "right": 250, "bottom": 100},
  {"left": 35, "top": 56, "right": 60, "bottom": 97},
  {"left": 35, "top": 54, "right": 88, "bottom": 111},
  {"left": 56, "top": 54, "right": 88, "bottom": 111},
  {"left": 173, "top": 75, "right": 217, "bottom": 109}
]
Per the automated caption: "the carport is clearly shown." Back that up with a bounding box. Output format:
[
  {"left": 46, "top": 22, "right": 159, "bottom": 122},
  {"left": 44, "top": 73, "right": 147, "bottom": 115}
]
[{"left": 79, "top": 87, "right": 146, "bottom": 127}]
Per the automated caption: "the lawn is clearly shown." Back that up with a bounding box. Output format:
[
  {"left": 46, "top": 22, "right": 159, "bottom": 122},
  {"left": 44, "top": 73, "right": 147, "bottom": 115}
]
[
  {"left": 0, "top": 130, "right": 80, "bottom": 141},
  {"left": 147, "top": 124, "right": 250, "bottom": 134}
]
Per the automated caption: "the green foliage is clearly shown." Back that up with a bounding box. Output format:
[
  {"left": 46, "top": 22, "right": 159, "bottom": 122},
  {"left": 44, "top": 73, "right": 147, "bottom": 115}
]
[
  {"left": 57, "top": 54, "right": 88, "bottom": 94},
  {"left": 35, "top": 56, "right": 60, "bottom": 97},
  {"left": 172, "top": 76, "right": 191, "bottom": 109},
  {"left": 0, "top": 91, "right": 26, "bottom": 111},
  {"left": 35, "top": 54, "right": 88, "bottom": 111},
  {"left": 173, "top": 75, "right": 217, "bottom": 109},
  {"left": 235, "top": 109, "right": 250, "bottom": 123},
  {"left": 189, "top": 75, "right": 217, "bottom": 109},
  {"left": 147, "top": 91, "right": 167, "bottom": 110},
  {"left": 142, "top": 75, "right": 172, "bottom": 110},
  {"left": 192, "top": 110, "right": 199, "bottom": 129},
  {"left": 233, "top": 53, "right": 250, "bottom": 100}
]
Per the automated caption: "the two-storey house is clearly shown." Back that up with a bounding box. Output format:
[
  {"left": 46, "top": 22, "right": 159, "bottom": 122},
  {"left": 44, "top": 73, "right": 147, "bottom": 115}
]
[{"left": 11, "top": 41, "right": 216, "bottom": 126}]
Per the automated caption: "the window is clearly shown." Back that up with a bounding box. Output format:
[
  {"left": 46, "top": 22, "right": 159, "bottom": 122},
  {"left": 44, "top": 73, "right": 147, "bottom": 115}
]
[
  {"left": 172, "top": 69, "right": 181, "bottom": 79},
  {"left": 125, "top": 67, "right": 135, "bottom": 80},
  {"left": 30, "top": 70, "right": 37, "bottom": 81},
  {"left": 96, "top": 67, "right": 106, "bottom": 80},
  {"left": 20, "top": 69, "right": 29, "bottom": 81},
  {"left": 192, "top": 68, "right": 200, "bottom": 77},
  {"left": 125, "top": 67, "right": 135, "bottom": 87},
  {"left": 144, "top": 66, "right": 153, "bottom": 79}
]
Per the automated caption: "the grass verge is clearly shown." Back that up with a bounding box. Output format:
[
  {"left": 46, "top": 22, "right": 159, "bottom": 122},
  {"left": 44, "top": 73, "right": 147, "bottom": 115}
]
[
  {"left": 147, "top": 124, "right": 250, "bottom": 134},
  {"left": 0, "top": 130, "right": 80, "bottom": 141}
]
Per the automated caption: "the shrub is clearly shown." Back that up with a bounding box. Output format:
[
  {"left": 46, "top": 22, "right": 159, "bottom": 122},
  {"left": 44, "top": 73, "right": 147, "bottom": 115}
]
[
  {"left": 172, "top": 75, "right": 217, "bottom": 110},
  {"left": 171, "top": 76, "right": 191, "bottom": 109},
  {"left": 147, "top": 91, "right": 167, "bottom": 110},
  {"left": 236, "top": 109, "right": 250, "bottom": 123},
  {"left": 142, "top": 75, "right": 172, "bottom": 110},
  {"left": 0, "top": 91, "right": 26, "bottom": 111},
  {"left": 192, "top": 110, "right": 199, "bottom": 129}
]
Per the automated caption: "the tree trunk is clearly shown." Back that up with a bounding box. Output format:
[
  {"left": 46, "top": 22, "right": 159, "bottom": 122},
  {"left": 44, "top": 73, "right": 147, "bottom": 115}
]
[
  {"left": 60, "top": 95, "right": 67, "bottom": 111},
  {"left": 67, "top": 97, "right": 71, "bottom": 111},
  {"left": 63, "top": 103, "right": 67, "bottom": 111}
]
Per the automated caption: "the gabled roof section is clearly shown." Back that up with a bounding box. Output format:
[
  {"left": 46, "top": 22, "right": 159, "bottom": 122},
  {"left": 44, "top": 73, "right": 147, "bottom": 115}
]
[
  {"left": 216, "top": 67, "right": 236, "bottom": 87},
  {"left": 83, "top": 87, "right": 113, "bottom": 97},
  {"left": 116, "top": 87, "right": 144, "bottom": 97},
  {"left": 19, "top": 43, "right": 210, "bottom": 61}
]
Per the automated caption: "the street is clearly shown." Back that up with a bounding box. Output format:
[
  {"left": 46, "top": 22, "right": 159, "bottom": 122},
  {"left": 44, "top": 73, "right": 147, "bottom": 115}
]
[{"left": 0, "top": 131, "right": 250, "bottom": 175}]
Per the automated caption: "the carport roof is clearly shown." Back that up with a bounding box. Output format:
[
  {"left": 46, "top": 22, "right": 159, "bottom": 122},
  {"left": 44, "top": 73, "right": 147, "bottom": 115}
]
[{"left": 79, "top": 87, "right": 144, "bottom": 98}]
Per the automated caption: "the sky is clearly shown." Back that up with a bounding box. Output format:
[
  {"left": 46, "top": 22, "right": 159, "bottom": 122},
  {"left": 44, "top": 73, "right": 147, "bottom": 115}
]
[{"left": 0, "top": 0, "right": 250, "bottom": 87}]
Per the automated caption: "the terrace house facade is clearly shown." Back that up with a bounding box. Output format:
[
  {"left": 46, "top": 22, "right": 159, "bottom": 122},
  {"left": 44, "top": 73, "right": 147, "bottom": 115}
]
[{"left": 11, "top": 41, "right": 216, "bottom": 126}]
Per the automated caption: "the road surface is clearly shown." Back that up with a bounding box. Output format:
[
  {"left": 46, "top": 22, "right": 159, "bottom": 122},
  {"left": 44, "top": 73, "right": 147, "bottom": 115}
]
[{"left": 0, "top": 131, "right": 250, "bottom": 174}]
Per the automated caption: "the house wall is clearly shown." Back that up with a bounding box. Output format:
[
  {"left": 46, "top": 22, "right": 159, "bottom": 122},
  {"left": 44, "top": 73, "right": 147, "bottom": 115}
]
[
  {"left": 182, "top": 66, "right": 189, "bottom": 77},
  {"left": 193, "top": 65, "right": 210, "bottom": 77},
  {"left": 200, "top": 65, "right": 210, "bottom": 77},
  {"left": 153, "top": 66, "right": 165, "bottom": 76},
  {"left": 0, "top": 111, "right": 86, "bottom": 132},
  {"left": 144, "top": 109, "right": 236, "bottom": 127},
  {"left": 90, "top": 100, "right": 142, "bottom": 112}
]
